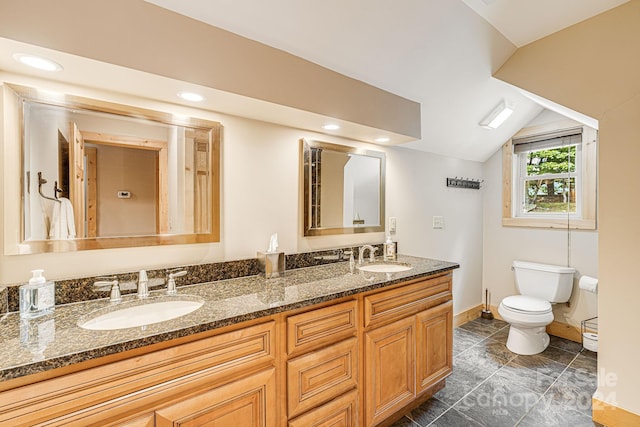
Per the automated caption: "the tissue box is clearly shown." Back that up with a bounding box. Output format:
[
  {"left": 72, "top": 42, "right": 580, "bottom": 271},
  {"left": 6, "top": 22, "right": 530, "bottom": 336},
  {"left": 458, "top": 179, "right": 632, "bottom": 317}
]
[{"left": 257, "top": 251, "right": 285, "bottom": 279}]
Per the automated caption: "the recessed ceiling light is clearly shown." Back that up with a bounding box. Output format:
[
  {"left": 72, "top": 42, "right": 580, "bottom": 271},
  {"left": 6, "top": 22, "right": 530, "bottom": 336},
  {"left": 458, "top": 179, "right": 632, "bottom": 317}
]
[
  {"left": 13, "top": 53, "right": 63, "bottom": 72},
  {"left": 322, "top": 124, "right": 340, "bottom": 130},
  {"left": 375, "top": 137, "right": 390, "bottom": 143},
  {"left": 177, "top": 91, "right": 205, "bottom": 102}
]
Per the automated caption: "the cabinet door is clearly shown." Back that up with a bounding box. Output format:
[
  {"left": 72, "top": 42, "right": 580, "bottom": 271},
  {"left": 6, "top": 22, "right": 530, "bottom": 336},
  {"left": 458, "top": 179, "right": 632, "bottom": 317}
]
[
  {"left": 155, "top": 368, "right": 276, "bottom": 427},
  {"left": 416, "top": 301, "right": 453, "bottom": 394},
  {"left": 364, "top": 316, "right": 415, "bottom": 427}
]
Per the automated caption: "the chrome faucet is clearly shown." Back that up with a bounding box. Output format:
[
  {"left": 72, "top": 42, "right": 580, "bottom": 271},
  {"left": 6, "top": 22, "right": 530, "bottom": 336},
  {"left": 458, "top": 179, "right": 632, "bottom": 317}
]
[
  {"left": 137, "top": 270, "right": 149, "bottom": 299},
  {"left": 358, "top": 245, "right": 377, "bottom": 264},
  {"left": 166, "top": 270, "right": 187, "bottom": 295},
  {"left": 95, "top": 278, "right": 121, "bottom": 303}
]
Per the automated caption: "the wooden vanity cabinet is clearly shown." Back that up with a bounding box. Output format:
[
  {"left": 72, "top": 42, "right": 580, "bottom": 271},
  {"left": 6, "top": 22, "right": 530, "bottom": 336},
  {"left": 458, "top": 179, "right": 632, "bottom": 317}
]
[
  {"left": 0, "top": 320, "right": 277, "bottom": 427},
  {"left": 0, "top": 271, "right": 453, "bottom": 427},
  {"left": 363, "top": 273, "right": 453, "bottom": 427}
]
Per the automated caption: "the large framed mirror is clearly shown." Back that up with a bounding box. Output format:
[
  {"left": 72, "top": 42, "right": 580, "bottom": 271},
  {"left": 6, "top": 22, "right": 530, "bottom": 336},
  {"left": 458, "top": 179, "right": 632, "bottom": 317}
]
[
  {"left": 302, "top": 139, "right": 385, "bottom": 236},
  {"left": 7, "top": 84, "right": 220, "bottom": 254}
]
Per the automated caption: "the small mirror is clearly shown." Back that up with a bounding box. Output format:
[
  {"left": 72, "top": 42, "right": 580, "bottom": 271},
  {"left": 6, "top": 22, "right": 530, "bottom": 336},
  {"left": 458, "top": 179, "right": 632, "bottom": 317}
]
[
  {"left": 302, "top": 139, "right": 385, "bottom": 236},
  {"left": 10, "top": 84, "right": 220, "bottom": 253}
]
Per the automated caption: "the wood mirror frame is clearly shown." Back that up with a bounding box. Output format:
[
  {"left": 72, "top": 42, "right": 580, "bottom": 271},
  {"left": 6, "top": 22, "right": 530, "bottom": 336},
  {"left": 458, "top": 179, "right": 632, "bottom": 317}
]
[{"left": 4, "top": 84, "right": 220, "bottom": 254}]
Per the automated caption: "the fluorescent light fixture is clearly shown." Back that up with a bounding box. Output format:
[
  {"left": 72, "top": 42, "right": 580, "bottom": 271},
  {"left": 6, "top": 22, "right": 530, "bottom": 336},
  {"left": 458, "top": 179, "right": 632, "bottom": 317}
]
[
  {"left": 374, "top": 137, "right": 390, "bottom": 143},
  {"left": 479, "top": 100, "right": 514, "bottom": 129},
  {"left": 322, "top": 123, "right": 340, "bottom": 130},
  {"left": 177, "top": 91, "right": 204, "bottom": 102},
  {"left": 13, "top": 53, "right": 63, "bottom": 72}
]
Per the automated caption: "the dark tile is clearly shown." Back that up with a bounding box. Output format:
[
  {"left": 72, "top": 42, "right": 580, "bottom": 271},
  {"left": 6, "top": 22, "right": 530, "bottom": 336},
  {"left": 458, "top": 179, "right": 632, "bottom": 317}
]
[
  {"left": 548, "top": 335, "right": 583, "bottom": 354},
  {"left": 494, "top": 361, "right": 555, "bottom": 394},
  {"left": 558, "top": 367, "right": 598, "bottom": 394},
  {"left": 408, "top": 397, "right": 449, "bottom": 426},
  {"left": 472, "top": 317, "right": 508, "bottom": 329},
  {"left": 458, "top": 318, "right": 506, "bottom": 338},
  {"left": 544, "top": 379, "right": 594, "bottom": 416},
  {"left": 581, "top": 349, "right": 598, "bottom": 360},
  {"left": 453, "top": 328, "right": 483, "bottom": 356},
  {"left": 511, "top": 353, "right": 567, "bottom": 379},
  {"left": 454, "top": 373, "right": 541, "bottom": 427},
  {"left": 455, "top": 339, "right": 516, "bottom": 371},
  {"left": 536, "top": 344, "right": 578, "bottom": 366},
  {"left": 518, "top": 391, "right": 599, "bottom": 426},
  {"left": 570, "top": 353, "right": 598, "bottom": 376},
  {"left": 487, "top": 327, "right": 509, "bottom": 344},
  {"left": 434, "top": 359, "right": 494, "bottom": 405},
  {"left": 429, "top": 408, "right": 484, "bottom": 427},
  {"left": 388, "top": 416, "right": 420, "bottom": 427}
]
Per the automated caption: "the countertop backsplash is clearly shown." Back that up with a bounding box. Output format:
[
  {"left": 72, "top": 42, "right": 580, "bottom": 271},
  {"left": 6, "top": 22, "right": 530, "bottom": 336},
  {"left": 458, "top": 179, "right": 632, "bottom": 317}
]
[{"left": 3, "top": 244, "right": 385, "bottom": 313}]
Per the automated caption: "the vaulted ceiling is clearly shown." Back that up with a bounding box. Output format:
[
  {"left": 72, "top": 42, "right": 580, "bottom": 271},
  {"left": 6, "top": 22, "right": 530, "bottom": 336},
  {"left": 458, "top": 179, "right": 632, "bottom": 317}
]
[{"left": 145, "top": 0, "right": 626, "bottom": 161}]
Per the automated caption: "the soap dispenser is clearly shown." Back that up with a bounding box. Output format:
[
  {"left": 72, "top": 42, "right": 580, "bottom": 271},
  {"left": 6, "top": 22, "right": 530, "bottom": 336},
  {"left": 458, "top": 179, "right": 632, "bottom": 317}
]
[
  {"left": 383, "top": 235, "right": 396, "bottom": 261},
  {"left": 20, "top": 269, "right": 55, "bottom": 318}
]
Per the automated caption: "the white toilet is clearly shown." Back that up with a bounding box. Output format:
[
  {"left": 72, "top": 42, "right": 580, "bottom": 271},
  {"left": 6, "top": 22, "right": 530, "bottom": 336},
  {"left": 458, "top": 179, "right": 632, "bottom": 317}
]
[{"left": 498, "top": 260, "right": 575, "bottom": 355}]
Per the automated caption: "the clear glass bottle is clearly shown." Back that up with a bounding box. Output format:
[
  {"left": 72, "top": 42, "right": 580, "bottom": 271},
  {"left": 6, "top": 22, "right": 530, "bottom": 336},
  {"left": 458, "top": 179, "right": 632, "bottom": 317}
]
[
  {"left": 383, "top": 235, "right": 396, "bottom": 261},
  {"left": 19, "top": 269, "right": 55, "bottom": 318}
]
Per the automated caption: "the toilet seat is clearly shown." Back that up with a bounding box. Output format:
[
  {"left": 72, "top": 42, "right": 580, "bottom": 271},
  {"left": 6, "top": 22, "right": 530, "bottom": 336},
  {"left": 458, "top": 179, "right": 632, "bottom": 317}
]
[{"left": 501, "top": 295, "right": 551, "bottom": 315}]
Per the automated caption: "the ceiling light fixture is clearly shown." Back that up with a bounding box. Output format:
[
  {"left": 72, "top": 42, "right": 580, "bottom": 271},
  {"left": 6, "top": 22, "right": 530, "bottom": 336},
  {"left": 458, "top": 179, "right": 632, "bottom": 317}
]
[
  {"left": 322, "top": 123, "right": 340, "bottom": 130},
  {"left": 177, "top": 91, "right": 205, "bottom": 102},
  {"left": 13, "top": 53, "right": 63, "bottom": 72},
  {"left": 479, "top": 100, "right": 514, "bottom": 129},
  {"left": 374, "top": 137, "right": 390, "bottom": 143}
]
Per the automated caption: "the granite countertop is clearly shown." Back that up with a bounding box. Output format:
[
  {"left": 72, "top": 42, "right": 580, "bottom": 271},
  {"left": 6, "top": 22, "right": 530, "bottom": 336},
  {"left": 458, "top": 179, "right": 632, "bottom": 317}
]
[{"left": 0, "top": 255, "right": 458, "bottom": 382}]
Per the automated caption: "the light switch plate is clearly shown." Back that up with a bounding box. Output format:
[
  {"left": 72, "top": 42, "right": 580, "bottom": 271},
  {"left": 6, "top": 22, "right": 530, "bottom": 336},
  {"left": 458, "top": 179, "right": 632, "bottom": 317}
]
[
  {"left": 389, "top": 217, "right": 397, "bottom": 233},
  {"left": 433, "top": 216, "right": 444, "bottom": 229}
]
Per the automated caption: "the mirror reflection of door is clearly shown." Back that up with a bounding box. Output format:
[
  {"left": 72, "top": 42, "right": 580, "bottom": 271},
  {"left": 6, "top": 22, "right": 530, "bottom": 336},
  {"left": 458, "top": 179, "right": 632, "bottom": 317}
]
[
  {"left": 21, "top": 92, "right": 218, "bottom": 245},
  {"left": 69, "top": 123, "right": 86, "bottom": 238},
  {"left": 80, "top": 132, "right": 168, "bottom": 238}
]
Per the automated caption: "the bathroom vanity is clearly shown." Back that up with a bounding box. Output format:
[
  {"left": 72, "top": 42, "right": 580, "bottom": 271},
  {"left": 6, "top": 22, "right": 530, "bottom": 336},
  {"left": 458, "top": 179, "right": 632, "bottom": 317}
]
[{"left": 0, "top": 255, "right": 457, "bottom": 427}]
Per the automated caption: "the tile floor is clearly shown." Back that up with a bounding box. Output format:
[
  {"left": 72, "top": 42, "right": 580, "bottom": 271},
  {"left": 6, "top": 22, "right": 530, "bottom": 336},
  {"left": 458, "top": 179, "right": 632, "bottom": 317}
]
[{"left": 392, "top": 317, "right": 601, "bottom": 427}]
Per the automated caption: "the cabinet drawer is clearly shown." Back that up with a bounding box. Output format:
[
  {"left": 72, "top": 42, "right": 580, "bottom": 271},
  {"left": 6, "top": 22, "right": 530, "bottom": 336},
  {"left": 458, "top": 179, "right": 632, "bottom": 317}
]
[
  {"left": 288, "top": 389, "right": 357, "bottom": 427},
  {"left": 0, "top": 321, "right": 275, "bottom": 426},
  {"left": 364, "top": 274, "right": 451, "bottom": 328},
  {"left": 287, "top": 337, "right": 358, "bottom": 419},
  {"left": 287, "top": 300, "right": 357, "bottom": 356}
]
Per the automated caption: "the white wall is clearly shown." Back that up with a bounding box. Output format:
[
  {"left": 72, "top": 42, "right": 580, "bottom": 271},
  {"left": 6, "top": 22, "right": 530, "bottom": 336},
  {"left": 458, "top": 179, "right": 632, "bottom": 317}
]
[
  {"left": 482, "top": 121, "right": 598, "bottom": 328},
  {"left": 386, "top": 148, "right": 484, "bottom": 315},
  {"left": 1, "top": 77, "right": 484, "bottom": 317}
]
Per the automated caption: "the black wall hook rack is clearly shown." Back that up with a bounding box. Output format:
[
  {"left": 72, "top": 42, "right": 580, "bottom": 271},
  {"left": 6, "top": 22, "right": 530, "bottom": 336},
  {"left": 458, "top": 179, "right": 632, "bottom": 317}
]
[{"left": 446, "top": 177, "right": 482, "bottom": 190}]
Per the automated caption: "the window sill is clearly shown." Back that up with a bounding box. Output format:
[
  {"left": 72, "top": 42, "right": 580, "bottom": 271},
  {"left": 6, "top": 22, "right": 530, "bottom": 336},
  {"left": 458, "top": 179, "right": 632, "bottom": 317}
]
[{"left": 502, "top": 217, "right": 596, "bottom": 230}]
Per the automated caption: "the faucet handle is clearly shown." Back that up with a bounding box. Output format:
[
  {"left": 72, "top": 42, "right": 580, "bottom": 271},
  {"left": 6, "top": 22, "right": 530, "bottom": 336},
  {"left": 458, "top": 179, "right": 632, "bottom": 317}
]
[
  {"left": 166, "top": 269, "right": 187, "bottom": 295},
  {"left": 94, "top": 278, "right": 121, "bottom": 303},
  {"left": 167, "top": 269, "right": 187, "bottom": 279},
  {"left": 369, "top": 247, "right": 378, "bottom": 262}
]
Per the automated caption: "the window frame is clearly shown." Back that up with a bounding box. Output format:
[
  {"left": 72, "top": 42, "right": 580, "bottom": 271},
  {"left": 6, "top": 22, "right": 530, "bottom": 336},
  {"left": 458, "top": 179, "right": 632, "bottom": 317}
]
[{"left": 502, "top": 120, "right": 597, "bottom": 230}]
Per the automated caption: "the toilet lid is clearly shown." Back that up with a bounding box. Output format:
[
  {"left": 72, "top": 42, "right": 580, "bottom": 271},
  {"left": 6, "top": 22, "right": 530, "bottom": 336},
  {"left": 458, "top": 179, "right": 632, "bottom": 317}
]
[{"left": 502, "top": 295, "right": 552, "bottom": 314}]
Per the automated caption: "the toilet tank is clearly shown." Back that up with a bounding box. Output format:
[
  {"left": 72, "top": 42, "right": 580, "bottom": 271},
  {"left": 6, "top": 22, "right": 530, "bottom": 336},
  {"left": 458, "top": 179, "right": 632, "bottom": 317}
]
[{"left": 512, "top": 260, "right": 575, "bottom": 303}]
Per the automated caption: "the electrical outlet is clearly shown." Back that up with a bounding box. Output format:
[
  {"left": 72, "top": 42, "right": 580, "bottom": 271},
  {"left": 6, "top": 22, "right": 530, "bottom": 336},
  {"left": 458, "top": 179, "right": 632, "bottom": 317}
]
[
  {"left": 389, "top": 217, "right": 397, "bottom": 233},
  {"left": 433, "top": 216, "right": 444, "bottom": 229}
]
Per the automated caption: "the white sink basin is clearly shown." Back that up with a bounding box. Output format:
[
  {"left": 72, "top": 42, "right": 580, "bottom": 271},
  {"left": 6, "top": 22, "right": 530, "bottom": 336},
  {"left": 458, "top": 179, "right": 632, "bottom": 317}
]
[
  {"left": 357, "top": 262, "right": 413, "bottom": 273},
  {"left": 79, "top": 295, "right": 204, "bottom": 330}
]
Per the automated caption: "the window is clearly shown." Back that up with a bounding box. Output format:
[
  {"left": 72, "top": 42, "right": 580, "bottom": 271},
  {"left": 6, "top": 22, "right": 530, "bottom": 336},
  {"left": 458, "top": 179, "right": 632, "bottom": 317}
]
[{"left": 502, "top": 122, "right": 597, "bottom": 229}]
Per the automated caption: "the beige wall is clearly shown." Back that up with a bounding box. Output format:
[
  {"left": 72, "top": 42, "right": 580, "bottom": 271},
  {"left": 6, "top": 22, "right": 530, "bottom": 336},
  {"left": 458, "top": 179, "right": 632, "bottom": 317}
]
[
  {"left": 1, "top": 75, "right": 483, "bottom": 321},
  {"left": 0, "top": 0, "right": 420, "bottom": 140},
  {"left": 495, "top": 0, "right": 640, "bottom": 416}
]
